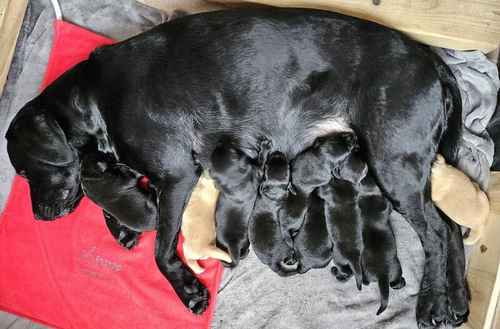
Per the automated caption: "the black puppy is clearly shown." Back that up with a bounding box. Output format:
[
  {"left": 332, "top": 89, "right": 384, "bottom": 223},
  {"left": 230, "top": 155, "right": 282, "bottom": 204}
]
[
  {"left": 80, "top": 152, "right": 158, "bottom": 249},
  {"left": 358, "top": 175, "right": 406, "bottom": 314},
  {"left": 308, "top": 133, "right": 405, "bottom": 314},
  {"left": 7, "top": 8, "right": 467, "bottom": 321},
  {"left": 207, "top": 143, "right": 259, "bottom": 266},
  {"left": 320, "top": 174, "right": 405, "bottom": 315},
  {"left": 249, "top": 149, "right": 299, "bottom": 276},
  {"left": 291, "top": 132, "right": 363, "bottom": 283},
  {"left": 292, "top": 190, "right": 333, "bottom": 273}
]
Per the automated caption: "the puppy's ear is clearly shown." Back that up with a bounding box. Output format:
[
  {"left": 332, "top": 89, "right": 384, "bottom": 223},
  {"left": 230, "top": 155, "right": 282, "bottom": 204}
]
[{"left": 334, "top": 153, "right": 368, "bottom": 185}]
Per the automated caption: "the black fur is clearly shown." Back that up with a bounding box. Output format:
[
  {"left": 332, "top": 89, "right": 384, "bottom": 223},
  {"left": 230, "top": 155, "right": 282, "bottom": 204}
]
[
  {"left": 293, "top": 191, "right": 333, "bottom": 273},
  {"left": 249, "top": 149, "right": 299, "bottom": 276},
  {"left": 207, "top": 143, "right": 259, "bottom": 267},
  {"left": 81, "top": 152, "right": 158, "bottom": 233}
]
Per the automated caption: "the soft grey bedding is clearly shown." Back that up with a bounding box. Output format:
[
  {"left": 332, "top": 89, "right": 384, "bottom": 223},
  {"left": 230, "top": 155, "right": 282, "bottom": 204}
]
[{"left": 0, "top": 1, "right": 497, "bottom": 328}]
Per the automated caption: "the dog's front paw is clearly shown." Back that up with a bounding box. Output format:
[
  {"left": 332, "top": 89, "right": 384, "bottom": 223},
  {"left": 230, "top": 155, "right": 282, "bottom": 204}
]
[
  {"left": 117, "top": 229, "right": 141, "bottom": 249},
  {"left": 416, "top": 289, "right": 448, "bottom": 328},
  {"left": 181, "top": 278, "right": 209, "bottom": 315},
  {"left": 104, "top": 211, "right": 141, "bottom": 249}
]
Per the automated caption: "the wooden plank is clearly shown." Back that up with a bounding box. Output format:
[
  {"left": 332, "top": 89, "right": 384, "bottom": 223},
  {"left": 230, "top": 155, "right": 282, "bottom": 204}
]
[
  {"left": 461, "top": 172, "right": 500, "bottom": 329},
  {"left": 210, "top": 0, "right": 500, "bottom": 52},
  {"left": 0, "top": 0, "right": 28, "bottom": 96},
  {"left": 136, "top": 0, "right": 228, "bottom": 14}
]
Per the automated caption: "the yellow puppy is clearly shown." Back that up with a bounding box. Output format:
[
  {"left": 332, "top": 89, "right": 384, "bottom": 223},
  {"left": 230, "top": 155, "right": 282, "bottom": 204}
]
[
  {"left": 431, "top": 154, "right": 490, "bottom": 245},
  {"left": 181, "top": 174, "right": 232, "bottom": 274}
]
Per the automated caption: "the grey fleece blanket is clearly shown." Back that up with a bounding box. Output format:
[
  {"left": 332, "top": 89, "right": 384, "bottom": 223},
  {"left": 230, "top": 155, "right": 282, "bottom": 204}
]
[{"left": 0, "top": 1, "right": 497, "bottom": 328}]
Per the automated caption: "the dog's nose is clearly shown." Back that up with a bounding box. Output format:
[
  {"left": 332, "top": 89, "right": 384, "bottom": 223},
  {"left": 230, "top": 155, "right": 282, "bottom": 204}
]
[{"left": 279, "top": 254, "right": 299, "bottom": 272}]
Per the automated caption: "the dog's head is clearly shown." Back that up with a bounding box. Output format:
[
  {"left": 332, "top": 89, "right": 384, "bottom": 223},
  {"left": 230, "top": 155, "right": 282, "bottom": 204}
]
[
  {"left": 6, "top": 107, "right": 82, "bottom": 220},
  {"left": 332, "top": 151, "right": 368, "bottom": 185},
  {"left": 208, "top": 143, "right": 257, "bottom": 197},
  {"left": 291, "top": 131, "right": 366, "bottom": 191},
  {"left": 294, "top": 192, "right": 333, "bottom": 273},
  {"left": 249, "top": 203, "right": 300, "bottom": 277},
  {"left": 259, "top": 151, "right": 290, "bottom": 201}
]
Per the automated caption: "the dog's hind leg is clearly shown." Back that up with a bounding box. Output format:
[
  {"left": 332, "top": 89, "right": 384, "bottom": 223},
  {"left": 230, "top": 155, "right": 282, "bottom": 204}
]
[
  {"left": 154, "top": 167, "right": 210, "bottom": 314},
  {"left": 372, "top": 170, "right": 451, "bottom": 327},
  {"left": 104, "top": 211, "right": 141, "bottom": 249},
  {"left": 441, "top": 209, "right": 469, "bottom": 326}
]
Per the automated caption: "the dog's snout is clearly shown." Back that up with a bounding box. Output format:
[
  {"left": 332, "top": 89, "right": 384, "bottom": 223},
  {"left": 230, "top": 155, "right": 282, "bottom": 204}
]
[{"left": 279, "top": 254, "right": 299, "bottom": 272}]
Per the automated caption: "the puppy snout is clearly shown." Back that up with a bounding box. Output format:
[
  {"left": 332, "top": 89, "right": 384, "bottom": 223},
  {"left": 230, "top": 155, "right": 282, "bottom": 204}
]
[{"left": 279, "top": 253, "right": 299, "bottom": 273}]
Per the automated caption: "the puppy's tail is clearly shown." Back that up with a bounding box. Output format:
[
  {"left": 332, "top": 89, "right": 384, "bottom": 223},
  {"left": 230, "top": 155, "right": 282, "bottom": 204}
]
[
  {"left": 429, "top": 51, "right": 463, "bottom": 167},
  {"left": 353, "top": 259, "right": 363, "bottom": 291},
  {"left": 376, "top": 275, "right": 390, "bottom": 315}
]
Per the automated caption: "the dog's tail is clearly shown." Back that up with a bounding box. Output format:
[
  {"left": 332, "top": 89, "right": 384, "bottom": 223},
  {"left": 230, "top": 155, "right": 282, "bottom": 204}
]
[
  {"left": 429, "top": 51, "right": 463, "bottom": 166},
  {"left": 376, "top": 275, "right": 390, "bottom": 315}
]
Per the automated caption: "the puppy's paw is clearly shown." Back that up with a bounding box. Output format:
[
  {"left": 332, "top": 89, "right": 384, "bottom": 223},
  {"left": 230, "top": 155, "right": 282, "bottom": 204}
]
[
  {"left": 331, "top": 266, "right": 353, "bottom": 282},
  {"left": 416, "top": 289, "right": 448, "bottom": 329},
  {"left": 390, "top": 277, "right": 406, "bottom": 290},
  {"left": 181, "top": 278, "right": 209, "bottom": 315}
]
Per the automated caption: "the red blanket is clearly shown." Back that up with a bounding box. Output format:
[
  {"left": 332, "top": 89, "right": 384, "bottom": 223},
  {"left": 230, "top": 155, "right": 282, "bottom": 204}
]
[{"left": 0, "top": 20, "right": 222, "bottom": 329}]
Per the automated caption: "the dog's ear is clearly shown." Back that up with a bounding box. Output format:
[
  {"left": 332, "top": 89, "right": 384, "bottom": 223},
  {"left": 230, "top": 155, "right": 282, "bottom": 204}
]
[
  {"left": 333, "top": 153, "right": 368, "bottom": 185},
  {"left": 7, "top": 109, "right": 76, "bottom": 167}
]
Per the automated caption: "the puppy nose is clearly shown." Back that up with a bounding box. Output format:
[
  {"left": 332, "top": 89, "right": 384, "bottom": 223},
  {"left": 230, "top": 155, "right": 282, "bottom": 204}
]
[{"left": 279, "top": 254, "right": 299, "bottom": 272}]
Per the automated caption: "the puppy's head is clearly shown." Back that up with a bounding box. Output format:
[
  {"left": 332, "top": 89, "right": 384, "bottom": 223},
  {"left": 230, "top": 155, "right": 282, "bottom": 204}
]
[
  {"left": 291, "top": 132, "right": 358, "bottom": 191},
  {"left": 332, "top": 151, "right": 368, "bottom": 185},
  {"left": 209, "top": 143, "right": 257, "bottom": 195},
  {"left": 294, "top": 192, "right": 333, "bottom": 273},
  {"left": 260, "top": 151, "right": 290, "bottom": 200},
  {"left": 6, "top": 107, "right": 82, "bottom": 220},
  {"left": 249, "top": 206, "right": 300, "bottom": 277}
]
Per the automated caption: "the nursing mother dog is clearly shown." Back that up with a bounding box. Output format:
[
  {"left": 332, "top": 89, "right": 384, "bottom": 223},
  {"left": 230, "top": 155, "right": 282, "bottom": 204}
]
[{"left": 6, "top": 8, "right": 466, "bottom": 327}]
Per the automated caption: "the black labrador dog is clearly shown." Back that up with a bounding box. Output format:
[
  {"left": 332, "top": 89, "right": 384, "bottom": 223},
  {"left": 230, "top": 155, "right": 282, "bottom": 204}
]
[
  {"left": 206, "top": 142, "right": 259, "bottom": 267},
  {"left": 249, "top": 149, "right": 299, "bottom": 276},
  {"left": 80, "top": 152, "right": 158, "bottom": 249},
  {"left": 6, "top": 8, "right": 466, "bottom": 325},
  {"left": 292, "top": 190, "right": 333, "bottom": 273}
]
